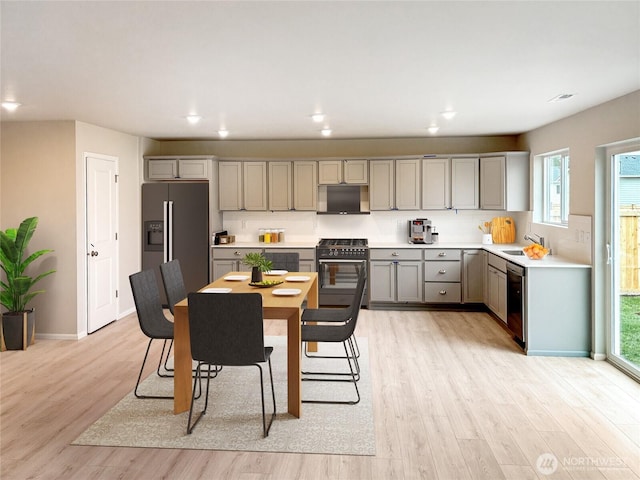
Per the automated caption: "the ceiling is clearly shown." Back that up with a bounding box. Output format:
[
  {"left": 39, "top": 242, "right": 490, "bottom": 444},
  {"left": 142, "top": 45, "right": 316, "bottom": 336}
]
[{"left": 1, "top": 1, "right": 639, "bottom": 141}]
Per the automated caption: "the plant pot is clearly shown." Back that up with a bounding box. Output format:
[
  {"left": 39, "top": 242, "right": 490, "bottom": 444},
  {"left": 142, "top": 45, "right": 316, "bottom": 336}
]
[
  {"left": 251, "top": 266, "right": 263, "bottom": 283},
  {"left": 1, "top": 310, "right": 35, "bottom": 351}
]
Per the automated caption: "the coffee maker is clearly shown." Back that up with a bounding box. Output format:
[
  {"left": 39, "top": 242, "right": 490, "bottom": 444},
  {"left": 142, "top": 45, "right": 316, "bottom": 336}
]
[{"left": 408, "top": 218, "right": 433, "bottom": 244}]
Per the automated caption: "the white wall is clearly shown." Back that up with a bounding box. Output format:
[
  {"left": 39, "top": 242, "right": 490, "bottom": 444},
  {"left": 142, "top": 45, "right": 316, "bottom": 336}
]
[
  {"left": 518, "top": 89, "right": 640, "bottom": 358},
  {"left": 0, "top": 120, "right": 143, "bottom": 339},
  {"left": 222, "top": 209, "right": 529, "bottom": 246},
  {"left": 75, "top": 122, "right": 142, "bottom": 336}
]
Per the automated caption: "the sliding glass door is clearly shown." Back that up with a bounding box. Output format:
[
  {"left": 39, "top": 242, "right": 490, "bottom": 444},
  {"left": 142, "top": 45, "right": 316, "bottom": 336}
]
[{"left": 607, "top": 145, "right": 640, "bottom": 379}]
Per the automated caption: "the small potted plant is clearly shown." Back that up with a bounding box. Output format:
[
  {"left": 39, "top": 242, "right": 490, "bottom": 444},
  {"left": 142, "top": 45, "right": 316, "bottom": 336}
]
[
  {"left": 242, "top": 253, "right": 273, "bottom": 283},
  {"left": 0, "top": 217, "right": 56, "bottom": 351}
]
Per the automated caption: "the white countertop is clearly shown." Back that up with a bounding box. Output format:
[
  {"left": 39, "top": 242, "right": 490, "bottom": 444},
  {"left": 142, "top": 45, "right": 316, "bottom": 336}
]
[
  {"left": 212, "top": 240, "right": 591, "bottom": 268},
  {"left": 370, "top": 242, "right": 591, "bottom": 268}
]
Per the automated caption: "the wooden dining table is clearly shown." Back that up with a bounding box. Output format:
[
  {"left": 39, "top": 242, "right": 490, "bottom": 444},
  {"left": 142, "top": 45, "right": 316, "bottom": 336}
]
[{"left": 172, "top": 271, "right": 318, "bottom": 418}]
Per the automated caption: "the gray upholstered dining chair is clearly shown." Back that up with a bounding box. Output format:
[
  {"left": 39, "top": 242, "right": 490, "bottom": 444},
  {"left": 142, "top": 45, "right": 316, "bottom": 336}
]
[
  {"left": 300, "top": 266, "right": 366, "bottom": 405},
  {"left": 302, "top": 263, "right": 365, "bottom": 363},
  {"left": 186, "top": 292, "right": 276, "bottom": 437},
  {"left": 129, "top": 269, "right": 175, "bottom": 399},
  {"left": 263, "top": 252, "right": 299, "bottom": 271}
]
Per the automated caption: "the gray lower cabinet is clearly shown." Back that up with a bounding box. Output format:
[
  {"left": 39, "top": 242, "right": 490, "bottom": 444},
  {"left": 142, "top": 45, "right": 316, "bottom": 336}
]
[
  {"left": 485, "top": 253, "right": 507, "bottom": 322},
  {"left": 424, "top": 249, "right": 461, "bottom": 302},
  {"left": 525, "top": 266, "right": 591, "bottom": 356},
  {"left": 462, "top": 249, "right": 484, "bottom": 303},
  {"left": 369, "top": 249, "right": 423, "bottom": 303},
  {"left": 211, "top": 247, "right": 262, "bottom": 279}
]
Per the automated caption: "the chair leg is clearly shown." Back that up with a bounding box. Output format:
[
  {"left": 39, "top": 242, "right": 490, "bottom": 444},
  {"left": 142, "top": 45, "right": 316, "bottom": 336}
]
[
  {"left": 304, "top": 334, "right": 360, "bottom": 361},
  {"left": 302, "top": 336, "right": 361, "bottom": 382},
  {"left": 135, "top": 339, "right": 174, "bottom": 399},
  {"left": 187, "top": 363, "right": 213, "bottom": 434},
  {"left": 258, "top": 358, "right": 277, "bottom": 437},
  {"left": 302, "top": 340, "right": 360, "bottom": 405}
]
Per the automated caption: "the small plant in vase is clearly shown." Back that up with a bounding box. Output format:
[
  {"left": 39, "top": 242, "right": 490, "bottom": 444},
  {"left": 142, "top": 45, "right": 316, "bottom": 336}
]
[{"left": 242, "top": 253, "right": 273, "bottom": 283}]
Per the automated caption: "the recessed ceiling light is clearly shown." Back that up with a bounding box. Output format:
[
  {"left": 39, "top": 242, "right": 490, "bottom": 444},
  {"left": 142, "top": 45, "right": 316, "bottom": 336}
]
[
  {"left": 311, "top": 113, "right": 325, "bottom": 122},
  {"left": 548, "top": 93, "right": 575, "bottom": 103},
  {"left": 321, "top": 128, "right": 332, "bottom": 137},
  {"left": 440, "top": 110, "right": 457, "bottom": 120},
  {"left": 186, "top": 115, "right": 202, "bottom": 125},
  {"left": 218, "top": 129, "right": 229, "bottom": 138},
  {"left": 2, "top": 101, "right": 21, "bottom": 111},
  {"left": 427, "top": 126, "right": 439, "bottom": 134}
]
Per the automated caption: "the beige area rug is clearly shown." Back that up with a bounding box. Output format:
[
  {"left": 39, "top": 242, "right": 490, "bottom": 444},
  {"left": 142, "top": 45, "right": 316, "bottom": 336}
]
[{"left": 72, "top": 336, "right": 375, "bottom": 455}]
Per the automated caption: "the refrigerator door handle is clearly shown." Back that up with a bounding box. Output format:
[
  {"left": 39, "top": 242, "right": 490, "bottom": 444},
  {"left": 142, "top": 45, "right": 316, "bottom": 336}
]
[
  {"left": 167, "top": 201, "right": 174, "bottom": 261},
  {"left": 163, "top": 201, "right": 169, "bottom": 263}
]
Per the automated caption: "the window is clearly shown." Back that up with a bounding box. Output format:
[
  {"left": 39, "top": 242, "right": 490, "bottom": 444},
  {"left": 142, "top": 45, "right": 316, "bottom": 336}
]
[{"left": 542, "top": 150, "right": 570, "bottom": 225}]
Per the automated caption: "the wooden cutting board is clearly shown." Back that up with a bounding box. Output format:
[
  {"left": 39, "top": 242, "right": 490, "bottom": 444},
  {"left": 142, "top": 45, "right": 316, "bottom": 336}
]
[{"left": 491, "top": 217, "right": 516, "bottom": 244}]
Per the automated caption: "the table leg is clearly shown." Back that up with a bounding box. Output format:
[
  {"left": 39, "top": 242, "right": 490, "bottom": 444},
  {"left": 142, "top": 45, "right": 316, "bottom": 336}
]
[
  {"left": 305, "top": 274, "right": 319, "bottom": 353},
  {"left": 173, "top": 304, "right": 192, "bottom": 414},
  {"left": 287, "top": 308, "right": 302, "bottom": 418}
]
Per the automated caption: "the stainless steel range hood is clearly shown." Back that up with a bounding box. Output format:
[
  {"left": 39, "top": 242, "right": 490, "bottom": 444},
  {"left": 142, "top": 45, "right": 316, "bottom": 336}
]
[{"left": 317, "top": 185, "right": 370, "bottom": 215}]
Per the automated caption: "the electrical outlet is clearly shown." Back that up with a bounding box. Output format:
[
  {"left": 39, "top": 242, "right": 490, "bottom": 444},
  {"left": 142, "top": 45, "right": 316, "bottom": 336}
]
[{"left": 242, "top": 220, "right": 247, "bottom": 229}]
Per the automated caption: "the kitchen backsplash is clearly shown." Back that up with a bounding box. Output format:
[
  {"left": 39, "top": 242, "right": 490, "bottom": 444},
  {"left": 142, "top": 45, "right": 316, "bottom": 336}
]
[{"left": 221, "top": 210, "right": 531, "bottom": 245}]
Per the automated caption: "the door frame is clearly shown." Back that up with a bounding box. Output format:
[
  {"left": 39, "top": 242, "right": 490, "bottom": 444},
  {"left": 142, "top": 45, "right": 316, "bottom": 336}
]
[
  {"left": 604, "top": 139, "right": 640, "bottom": 381},
  {"left": 77, "top": 152, "right": 119, "bottom": 337}
]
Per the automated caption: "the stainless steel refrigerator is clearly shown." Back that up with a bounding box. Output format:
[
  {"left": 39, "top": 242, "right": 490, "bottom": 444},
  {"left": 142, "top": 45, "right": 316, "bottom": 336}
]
[{"left": 142, "top": 182, "right": 209, "bottom": 305}]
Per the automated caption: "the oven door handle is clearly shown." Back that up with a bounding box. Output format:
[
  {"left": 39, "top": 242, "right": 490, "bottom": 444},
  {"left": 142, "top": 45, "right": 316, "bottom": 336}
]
[{"left": 318, "top": 259, "right": 367, "bottom": 264}]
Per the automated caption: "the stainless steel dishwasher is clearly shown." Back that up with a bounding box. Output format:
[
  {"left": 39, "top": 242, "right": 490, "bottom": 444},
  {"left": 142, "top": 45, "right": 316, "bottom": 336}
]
[{"left": 506, "top": 262, "right": 525, "bottom": 348}]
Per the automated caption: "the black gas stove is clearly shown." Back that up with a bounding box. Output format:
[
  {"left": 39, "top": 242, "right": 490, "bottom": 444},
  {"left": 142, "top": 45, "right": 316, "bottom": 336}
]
[{"left": 316, "top": 238, "right": 369, "bottom": 260}]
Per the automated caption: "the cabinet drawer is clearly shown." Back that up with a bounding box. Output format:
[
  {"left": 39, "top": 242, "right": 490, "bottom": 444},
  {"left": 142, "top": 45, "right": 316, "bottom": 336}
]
[
  {"left": 369, "top": 249, "right": 423, "bottom": 261},
  {"left": 423, "top": 249, "right": 461, "bottom": 261},
  {"left": 424, "top": 261, "right": 460, "bottom": 282},
  {"left": 487, "top": 253, "right": 507, "bottom": 273},
  {"left": 212, "top": 248, "right": 262, "bottom": 260},
  {"left": 424, "top": 282, "right": 461, "bottom": 303}
]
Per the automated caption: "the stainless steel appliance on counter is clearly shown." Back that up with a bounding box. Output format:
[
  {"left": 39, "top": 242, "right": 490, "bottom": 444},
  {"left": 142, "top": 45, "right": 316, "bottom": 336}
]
[
  {"left": 316, "top": 238, "right": 368, "bottom": 307},
  {"left": 142, "top": 182, "right": 209, "bottom": 305},
  {"left": 409, "top": 218, "right": 433, "bottom": 244}
]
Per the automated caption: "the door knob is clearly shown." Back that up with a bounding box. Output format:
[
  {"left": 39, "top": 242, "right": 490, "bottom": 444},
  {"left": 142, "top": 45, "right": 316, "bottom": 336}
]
[{"left": 91, "top": 250, "right": 99, "bottom": 257}]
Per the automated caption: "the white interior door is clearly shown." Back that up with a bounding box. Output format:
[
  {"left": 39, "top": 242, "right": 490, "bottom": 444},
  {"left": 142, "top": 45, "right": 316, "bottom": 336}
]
[{"left": 86, "top": 154, "right": 119, "bottom": 333}]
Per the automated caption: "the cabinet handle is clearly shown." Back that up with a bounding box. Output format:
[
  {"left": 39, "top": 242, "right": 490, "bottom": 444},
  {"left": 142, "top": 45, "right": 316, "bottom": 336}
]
[
  {"left": 439, "top": 269, "right": 446, "bottom": 274},
  {"left": 439, "top": 290, "right": 447, "bottom": 295},
  {"left": 392, "top": 252, "right": 400, "bottom": 257},
  {"left": 438, "top": 252, "right": 446, "bottom": 257},
  {"left": 234, "top": 251, "right": 241, "bottom": 256}
]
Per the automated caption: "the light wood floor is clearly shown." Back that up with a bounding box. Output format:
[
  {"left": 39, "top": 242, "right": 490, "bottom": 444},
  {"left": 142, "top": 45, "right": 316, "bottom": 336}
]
[{"left": 1, "top": 309, "right": 639, "bottom": 479}]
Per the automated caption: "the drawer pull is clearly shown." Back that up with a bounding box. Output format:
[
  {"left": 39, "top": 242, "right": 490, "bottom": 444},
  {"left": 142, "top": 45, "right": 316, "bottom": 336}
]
[
  {"left": 234, "top": 251, "right": 241, "bottom": 256},
  {"left": 438, "top": 252, "right": 447, "bottom": 257},
  {"left": 439, "top": 269, "right": 446, "bottom": 274},
  {"left": 439, "top": 290, "right": 447, "bottom": 295},
  {"left": 392, "top": 252, "right": 400, "bottom": 257}
]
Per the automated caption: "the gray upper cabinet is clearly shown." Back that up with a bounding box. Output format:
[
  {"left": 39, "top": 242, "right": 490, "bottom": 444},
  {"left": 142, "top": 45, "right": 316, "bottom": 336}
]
[
  {"left": 369, "top": 160, "right": 395, "bottom": 210},
  {"left": 293, "top": 161, "right": 318, "bottom": 210},
  {"left": 318, "top": 159, "right": 368, "bottom": 184},
  {"left": 451, "top": 157, "right": 479, "bottom": 209},
  {"left": 422, "top": 158, "right": 451, "bottom": 209},
  {"left": 218, "top": 161, "right": 243, "bottom": 210},
  {"left": 145, "top": 156, "right": 212, "bottom": 180},
  {"left": 480, "top": 152, "right": 530, "bottom": 211},
  {"left": 268, "top": 161, "right": 292, "bottom": 211},
  {"left": 218, "top": 161, "right": 267, "bottom": 211},
  {"left": 243, "top": 162, "right": 267, "bottom": 210},
  {"left": 395, "top": 159, "right": 421, "bottom": 210}
]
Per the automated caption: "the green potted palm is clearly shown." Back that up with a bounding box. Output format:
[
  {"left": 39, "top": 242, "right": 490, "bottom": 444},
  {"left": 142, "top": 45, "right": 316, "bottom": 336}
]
[
  {"left": 0, "top": 217, "right": 55, "bottom": 351},
  {"left": 242, "top": 252, "right": 273, "bottom": 283}
]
